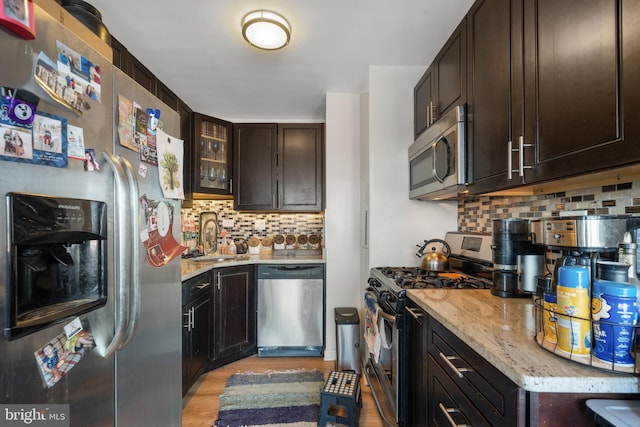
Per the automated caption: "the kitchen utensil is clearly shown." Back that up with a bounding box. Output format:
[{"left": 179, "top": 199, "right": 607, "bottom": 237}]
[
  {"left": 417, "top": 239, "right": 451, "bottom": 272},
  {"left": 234, "top": 238, "right": 248, "bottom": 254}
]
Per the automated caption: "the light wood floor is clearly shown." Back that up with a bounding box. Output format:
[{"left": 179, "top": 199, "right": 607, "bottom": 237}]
[{"left": 182, "top": 355, "right": 385, "bottom": 426}]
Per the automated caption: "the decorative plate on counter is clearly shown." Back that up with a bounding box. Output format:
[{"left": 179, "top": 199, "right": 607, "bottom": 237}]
[{"left": 198, "top": 212, "right": 218, "bottom": 255}]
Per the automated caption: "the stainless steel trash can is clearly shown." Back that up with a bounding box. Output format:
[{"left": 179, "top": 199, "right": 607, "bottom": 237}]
[{"left": 335, "top": 307, "right": 360, "bottom": 373}]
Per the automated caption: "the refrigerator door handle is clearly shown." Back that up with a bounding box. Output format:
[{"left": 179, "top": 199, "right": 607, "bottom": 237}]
[
  {"left": 117, "top": 155, "right": 140, "bottom": 349},
  {"left": 118, "top": 154, "right": 141, "bottom": 349},
  {"left": 101, "top": 150, "right": 132, "bottom": 358}
]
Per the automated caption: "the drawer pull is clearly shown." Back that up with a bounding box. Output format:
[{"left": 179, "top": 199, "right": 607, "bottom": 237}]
[
  {"left": 438, "top": 403, "right": 470, "bottom": 427},
  {"left": 196, "top": 282, "right": 210, "bottom": 290},
  {"left": 405, "top": 306, "right": 423, "bottom": 320},
  {"left": 438, "top": 351, "right": 472, "bottom": 378}
]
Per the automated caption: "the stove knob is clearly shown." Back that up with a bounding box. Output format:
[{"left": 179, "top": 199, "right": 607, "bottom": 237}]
[{"left": 368, "top": 278, "right": 381, "bottom": 287}]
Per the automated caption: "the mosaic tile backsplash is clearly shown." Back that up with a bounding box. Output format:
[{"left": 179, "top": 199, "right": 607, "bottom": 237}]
[
  {"left": 181, "top": 200, "right": 325, "bottom": 247},
  {"left": 458, "top": 181, "right": 640, "bottom": 234}
]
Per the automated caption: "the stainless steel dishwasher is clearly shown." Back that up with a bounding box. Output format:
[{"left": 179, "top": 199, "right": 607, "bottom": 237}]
[{"left": 257, "top": 264, "right": 324, "bottom": 356}]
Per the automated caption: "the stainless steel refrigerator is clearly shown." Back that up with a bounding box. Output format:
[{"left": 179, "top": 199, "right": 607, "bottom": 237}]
[{"left": 0, "top": 3, "right": 182, "bottom": 426}]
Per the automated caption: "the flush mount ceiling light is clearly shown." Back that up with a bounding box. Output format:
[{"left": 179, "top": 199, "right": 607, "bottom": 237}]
[{"left": 242, "top": 10, "right": 291, "bottom": 50}]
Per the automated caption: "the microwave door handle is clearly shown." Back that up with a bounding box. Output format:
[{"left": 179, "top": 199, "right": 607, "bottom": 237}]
[
  {"left": 101, "top": 150, "right": 131, "bottom": 358},
  {"left": 118, "top": 154, "right": 141, "bottom": 349},
  {"left": 432, "top": 141, "right": 442, "bottom": 183},
  {"left": 432, "top": 137, "right": 449, "bottom": 183}
]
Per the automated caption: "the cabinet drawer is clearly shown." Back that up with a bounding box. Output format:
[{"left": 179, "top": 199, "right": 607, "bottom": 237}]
[
  {"left": 182, "top": 272, "right": 212, "bottom": 306},
  {"left": 428, "top": 317, "right": 522, "bottom": 425},
  {"left": 428, "top": 354, "right": 491, "bottom": 427}
]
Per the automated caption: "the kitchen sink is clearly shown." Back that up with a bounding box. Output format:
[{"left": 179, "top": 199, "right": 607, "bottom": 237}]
[{"left": 187, "top": 254, "right": 251, "bottom": 263}]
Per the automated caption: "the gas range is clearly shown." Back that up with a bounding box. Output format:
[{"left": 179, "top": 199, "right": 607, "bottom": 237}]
[
  {"left": 363, "top": 232, "right": 494, "bottom": 427},
  {"left": 369, "top": 232, "right": 494, "bottom": 299},
  {"left": 371, "top": 266, "right": 490, "bottom": 293}
]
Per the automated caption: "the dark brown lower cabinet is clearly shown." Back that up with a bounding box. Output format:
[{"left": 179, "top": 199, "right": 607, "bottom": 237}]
[
  {"left": 211, "top": 265, "right": 256, "bottom": 368},
  {"left": 406, "top": 301, "right": 428, "bottom": 427},
  {"left": 182, "top": 273, "right": 212, "bottom": 396},
  {"left": 427, "top": 315, "right": 525, "bottom": 426},
  {"left": 422, "top": 313, "right": 640, "bottom": 426}
]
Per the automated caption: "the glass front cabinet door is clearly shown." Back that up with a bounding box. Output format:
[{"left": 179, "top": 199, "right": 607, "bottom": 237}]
[{"left": 193, "top": 113, "right": 232, "bottom": 196}]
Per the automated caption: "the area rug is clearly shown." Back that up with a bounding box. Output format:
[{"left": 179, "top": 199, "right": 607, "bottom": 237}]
[{"left": 214, "top": 369, "right": 324, "bottom": 427}]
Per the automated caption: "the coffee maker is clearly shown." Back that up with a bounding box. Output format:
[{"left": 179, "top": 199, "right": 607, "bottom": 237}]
[
  {"left": 491, "top": 218, "right": 546, "bottom": 298},
  {"left": 544, "top": 215, "right": 630, "bottom": 285}
]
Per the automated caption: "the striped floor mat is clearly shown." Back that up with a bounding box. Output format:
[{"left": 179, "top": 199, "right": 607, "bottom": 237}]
[{"left": 214, "top": 369, "right": 324, "bottom": 427}]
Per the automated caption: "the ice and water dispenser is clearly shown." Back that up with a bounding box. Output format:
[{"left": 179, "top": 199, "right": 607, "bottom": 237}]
[{"left": 6, "top": 193, "right": 107, "bottom": 339}]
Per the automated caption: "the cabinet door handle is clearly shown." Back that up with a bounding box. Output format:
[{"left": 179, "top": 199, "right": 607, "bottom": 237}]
[
  {"left": 438, "top": 403, "right": 469, "bottom": 427},
  {"left": 216, "top": 272, "right": 221, "bottom": 290},
  {"left": 426, "top": 104, "right": 431, "bottom": 128},
  {"left": 190, "top": 307, "right": 195, "bottom": 329},
  {"left": 196, "top": 282, "right": 211, "bottom": 290},
  {"left": 507, "top": 140, "right": 513, "bottom": 180},
  {"left": 182, "top": 307, "right": 194, "bottom": 332},
  {"left": 438, "top": 352, "right": 472, "bottom": 378},
  {"left": 518, "top": 135, "right": 533, "bottom": 178},
  {"left": 183, "top": 311, "right": 190, "bottom": 330}
]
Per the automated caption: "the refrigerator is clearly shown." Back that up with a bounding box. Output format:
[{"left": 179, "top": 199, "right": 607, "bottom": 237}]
[{"left": 0, "top": 2, "right": 182, "bottom": 426}]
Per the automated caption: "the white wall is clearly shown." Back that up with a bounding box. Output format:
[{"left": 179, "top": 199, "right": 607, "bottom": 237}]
[
  {"left": 323, "top": 67, "right": 458, "bottom": 361},
  {"left": 324, "top": 93, "right": 362, "bottom": 360},
  {"left": 367, "top": 66, "right": 457, "bottom": 268}
]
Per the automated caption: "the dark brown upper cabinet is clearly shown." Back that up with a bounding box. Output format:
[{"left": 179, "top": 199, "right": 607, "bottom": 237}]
[
  {"left": 179, "top": 101, "right": 194, "bottom": 201},
  {"left": 233, "top": 123, "right": 324, "bottom": 212},
  {"left": 524, "top": 0, "right": 639, "bottom": 183},
  {"left": 466, "top": 0, "right": 523, "bottom": 194},
  {"left": 156, "top": 80, "right": 179, "bottom": 111},
  {"left": 414, "top": 17, "right": 467, "bottom": 139},
  {"left": 193, "top": 113, "right": 233, "bottom": 197},
  {"left": 469, "top": 0, "right": 640, "bottom": 195}
]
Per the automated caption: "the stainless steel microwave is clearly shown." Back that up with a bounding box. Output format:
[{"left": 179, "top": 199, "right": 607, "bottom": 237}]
[{"left": 408, "top": 105, "right": 467, "bottom": 200}]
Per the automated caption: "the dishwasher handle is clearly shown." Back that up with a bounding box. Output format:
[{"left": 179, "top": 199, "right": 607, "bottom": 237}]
[{"left": 257, "top": 264, "right": 324, "bottom": 279}]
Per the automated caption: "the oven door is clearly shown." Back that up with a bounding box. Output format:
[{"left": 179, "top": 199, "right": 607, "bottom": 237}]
[{"left": 364, "top": 290, "right": 400, "bottom": 425}]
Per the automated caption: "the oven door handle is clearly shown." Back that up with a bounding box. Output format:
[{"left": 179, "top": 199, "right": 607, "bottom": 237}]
[
  {"left": 378, "top": 309, "right": 396, "bottom": 323},
  {"left": 365, "top": 290, "right": 396, "bottom": 324}
]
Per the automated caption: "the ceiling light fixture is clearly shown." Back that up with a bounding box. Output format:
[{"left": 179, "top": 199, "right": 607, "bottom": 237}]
[{"left": 242, "top": 10, "right": 291, "bottom": 50}]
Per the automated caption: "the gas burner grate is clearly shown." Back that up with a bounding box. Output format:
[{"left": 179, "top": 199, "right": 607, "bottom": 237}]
[{"left": 375, "top": 266, "right": 490, "bottom": 290}]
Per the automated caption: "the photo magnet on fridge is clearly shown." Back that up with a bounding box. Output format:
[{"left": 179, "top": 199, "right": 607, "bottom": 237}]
[{"left": 0, "top": 0, "right": 35, "bottom": 40}]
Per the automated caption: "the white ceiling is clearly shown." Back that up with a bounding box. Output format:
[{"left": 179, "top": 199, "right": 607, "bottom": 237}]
[{"left": 88, "top": 0, "right": 474, "bottom": 122}]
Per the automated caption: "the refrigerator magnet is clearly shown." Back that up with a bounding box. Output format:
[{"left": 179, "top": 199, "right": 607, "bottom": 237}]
[
  {"left": 0, "top": 0, "right": 35, "bottom": 40},
  {"left": 7, "top": 88, "right": 39, "bottom": 125}
]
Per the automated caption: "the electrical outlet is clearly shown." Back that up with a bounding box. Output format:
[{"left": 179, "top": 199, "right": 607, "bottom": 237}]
[
  {"left": 254, "top": 219, "right": 266, "bottom": 231},
  {"left": 222, "top": 219, "right": 235, "bottom": 228}
]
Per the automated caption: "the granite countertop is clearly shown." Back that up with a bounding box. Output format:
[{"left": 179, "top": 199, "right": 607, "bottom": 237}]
[
  {"left": 181, "top": 253, "right": 325, "bottom": 281},
  {"left": 407, "top": 289, "right": 640, "bottom": 394}
]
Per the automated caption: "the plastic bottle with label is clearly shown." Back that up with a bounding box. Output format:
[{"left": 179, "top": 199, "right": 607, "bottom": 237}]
[
  {"left": 556, "top": 265, "right": 592, "bottom": 355},
  {"left": 592, "top": 280, "right": 638, "bottom": 366}
]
